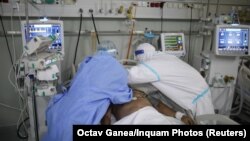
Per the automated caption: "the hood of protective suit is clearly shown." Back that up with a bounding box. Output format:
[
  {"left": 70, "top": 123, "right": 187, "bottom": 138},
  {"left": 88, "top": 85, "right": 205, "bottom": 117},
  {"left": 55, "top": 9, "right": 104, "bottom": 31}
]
[{"left": 135, "top": 43, "right": 156, "bottom": 62}]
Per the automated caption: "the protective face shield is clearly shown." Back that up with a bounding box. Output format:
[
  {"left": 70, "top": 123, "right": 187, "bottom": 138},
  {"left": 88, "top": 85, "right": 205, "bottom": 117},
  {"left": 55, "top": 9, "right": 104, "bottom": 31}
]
[
  {"left": 97, "top": 40, "right": 118, "bottom": 58},
  {"left": 135, "top": 43, "right": 156, "bottom": 62}
]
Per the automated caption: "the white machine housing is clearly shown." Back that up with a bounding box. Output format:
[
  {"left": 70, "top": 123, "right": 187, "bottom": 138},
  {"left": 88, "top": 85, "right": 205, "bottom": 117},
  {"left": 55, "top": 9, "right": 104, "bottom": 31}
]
[
  {"left": 215, "top": 24, "right": 250, "bottom": 56},
  {"left": 20, "top": 20, "right": 64, "bottom": 141},
  {"left": 21, "top": 20, "right": 64, "bottom": 55},
  {"left": 206, "top": 53, "right": 239, "bottom": 115},
  {"left": 193, "top": 24, "right": 250, "bottom": 116},
  {"left": 160, "top": 33, "right": 186, "bottom": 57},
  {"left": 193, "top": 25, "right": 250, "bottom": 116}
]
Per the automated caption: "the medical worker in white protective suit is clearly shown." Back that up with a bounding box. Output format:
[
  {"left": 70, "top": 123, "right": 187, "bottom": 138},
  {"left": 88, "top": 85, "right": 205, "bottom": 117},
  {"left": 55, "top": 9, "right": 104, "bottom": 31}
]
[{"left": 127, "top": 43, "right": 214, "bottom": 116}]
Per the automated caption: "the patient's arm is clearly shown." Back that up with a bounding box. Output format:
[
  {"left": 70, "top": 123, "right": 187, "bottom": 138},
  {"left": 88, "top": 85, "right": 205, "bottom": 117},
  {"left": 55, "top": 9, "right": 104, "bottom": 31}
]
[
  {"left": 101, "top": 106, "right": 112, "bottom": 125},
  {"left": 102, "top": 89, "right": 194, "bottom": 125},
  {"left": 155, "top": 101, "right": 195, "bottom": 125}
]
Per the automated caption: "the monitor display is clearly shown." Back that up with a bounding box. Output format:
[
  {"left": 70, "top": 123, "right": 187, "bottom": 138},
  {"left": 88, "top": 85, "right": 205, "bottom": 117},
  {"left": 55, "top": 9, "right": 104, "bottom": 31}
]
[
  {"left": 21, "top": 20, "right": 64, "bottom": 55},
  {"left": 161, "top": 33, "right": 185, "bottom": 57},
  {"left": 163, "top": 35, "right": 184, "bottom": 51},
  {"left": 215, "top": 25, "right": 250, "bottom": 56}
]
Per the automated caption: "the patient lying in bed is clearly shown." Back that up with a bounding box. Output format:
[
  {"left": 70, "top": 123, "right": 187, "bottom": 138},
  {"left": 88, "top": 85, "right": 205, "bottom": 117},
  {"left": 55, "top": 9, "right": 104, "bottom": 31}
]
[{"left": 101, "top": 89, "right": 195, "bottom": 125}]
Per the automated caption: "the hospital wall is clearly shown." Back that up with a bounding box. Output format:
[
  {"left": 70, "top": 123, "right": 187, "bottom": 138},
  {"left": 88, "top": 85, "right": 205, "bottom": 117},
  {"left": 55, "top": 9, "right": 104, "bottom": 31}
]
[{"left": 0, "top": 0, "right": 250, "bottom": 127}]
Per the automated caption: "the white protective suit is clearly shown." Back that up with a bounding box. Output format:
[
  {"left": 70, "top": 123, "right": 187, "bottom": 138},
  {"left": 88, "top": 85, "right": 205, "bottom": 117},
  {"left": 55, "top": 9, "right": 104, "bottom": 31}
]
[{"left": 128, "top": 43, "right": 214, "bottom": 116}]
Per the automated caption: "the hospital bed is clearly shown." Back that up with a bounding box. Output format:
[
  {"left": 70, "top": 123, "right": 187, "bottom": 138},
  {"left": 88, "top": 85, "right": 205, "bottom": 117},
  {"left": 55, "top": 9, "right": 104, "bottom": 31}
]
[
  {"left": 69, "top": 59, "right": 239, "bottom": 125},
  {"left": 129, "top": 83, "right": 239, "bottom": 125}
]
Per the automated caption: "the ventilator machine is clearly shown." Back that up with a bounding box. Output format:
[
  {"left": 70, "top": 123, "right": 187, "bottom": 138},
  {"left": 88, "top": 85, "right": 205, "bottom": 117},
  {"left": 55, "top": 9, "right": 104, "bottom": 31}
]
[
  {"left": 19, "top": 19, "right": 64, "bottom": 141},
  {"left": 194, "top": 24, "right": 250, "bottom": 120}
]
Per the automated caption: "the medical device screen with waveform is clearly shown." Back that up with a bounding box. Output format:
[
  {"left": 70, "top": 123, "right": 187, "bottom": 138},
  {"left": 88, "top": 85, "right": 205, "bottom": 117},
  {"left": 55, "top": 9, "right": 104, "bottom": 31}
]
[
  {"left": 163, "top": 35, "right": 183, "bottom": 51},
  {"left": 161, "top": 33, "right": 185, "bottom": 57}
]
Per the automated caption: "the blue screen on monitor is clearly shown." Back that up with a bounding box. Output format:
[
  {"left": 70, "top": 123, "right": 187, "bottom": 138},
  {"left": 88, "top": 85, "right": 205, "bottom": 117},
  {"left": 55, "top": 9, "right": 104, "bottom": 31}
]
[
  {"left": 218, "top": 28, "right": 249, "bottom": 51},
  {"left": 24, "top": 24, "right": 62, "bottom": 50}
]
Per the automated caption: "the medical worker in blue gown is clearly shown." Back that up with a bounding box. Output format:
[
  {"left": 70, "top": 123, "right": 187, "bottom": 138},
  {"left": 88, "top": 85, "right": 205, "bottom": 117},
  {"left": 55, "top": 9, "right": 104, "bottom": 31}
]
[{"left": 42, "top": 41, "right": 133, "bottom": 141}]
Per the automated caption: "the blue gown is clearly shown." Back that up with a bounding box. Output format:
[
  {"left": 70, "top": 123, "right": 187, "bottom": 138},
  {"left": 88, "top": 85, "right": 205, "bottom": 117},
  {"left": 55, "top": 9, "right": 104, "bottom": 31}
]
[{"left": 42, "top": 51, "right": 132, "bottom": 141}]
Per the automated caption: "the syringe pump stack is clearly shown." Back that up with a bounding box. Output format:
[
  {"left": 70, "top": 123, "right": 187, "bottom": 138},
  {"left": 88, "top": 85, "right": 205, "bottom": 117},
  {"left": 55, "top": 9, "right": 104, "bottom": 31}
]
[{"left": 23, "top": 34, "right": 61, "bottom": 96}]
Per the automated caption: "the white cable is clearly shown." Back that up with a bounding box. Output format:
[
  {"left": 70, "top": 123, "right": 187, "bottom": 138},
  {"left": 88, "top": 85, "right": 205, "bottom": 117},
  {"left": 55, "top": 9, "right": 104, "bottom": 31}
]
[
  {"left": 8, "top": 9, "right": 17, "bottom": 90},
  {"left": 9, "top": 8, "right": 29, "bottom": 133},
  {"left": 8, "top": 65, "right": 18, "bottom": 90},
  {"left": 7, "top": 52, "right": 27, "bottom": 131},
  {"left": 10, "top": 9, "right": 22, "bottom": 109},
  {"left": 7, "top": 59, "right": 25, "bottom": 128},
  {"left": 16, "top": 99, "right": 28, "bottom": 131},
  {"left": 11, "top": 9, "right": 16, "bottom": 64},
  {"left": 8, "top": 54, "right": 25, "bottom": 94},
  {"left": 15, "top": 55, "right": 29, "bottom": 132},
  {"left": 18, "top": 9, "right": 22, "bottom": 22},
  {"left": 0, "top": 102, "right": 21, "bottom": 111}
]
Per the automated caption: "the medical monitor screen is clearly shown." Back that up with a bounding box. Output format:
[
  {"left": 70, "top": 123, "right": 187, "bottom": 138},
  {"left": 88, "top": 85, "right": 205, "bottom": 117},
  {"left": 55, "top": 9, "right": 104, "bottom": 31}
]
[
  {"left": 22, "top": 22, "right": 63, "bottom": 52},
  {"left": 161, "top": 33, "right": 185, "bottom": 57},
  {"left": 163, "top": 35, "right": 184, "bottom": 51},
  {"left": 217, "top": 27, "right": 249, "bottom": 56}
]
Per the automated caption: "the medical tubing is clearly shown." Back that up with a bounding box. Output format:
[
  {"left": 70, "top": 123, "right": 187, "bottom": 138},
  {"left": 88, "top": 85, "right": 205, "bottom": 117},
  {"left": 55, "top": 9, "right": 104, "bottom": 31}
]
[
  {"left": 160, "top": 2, "right": 166, "bottom": 33},
  {"left": 231, "top": 85, "right": 244, "bottom": 115},
  {"left": 209, "top": 30, "right": 214, "bottom": 51},
  {"left": 0, "top": 14, "right": 14, "bottom": 70},
  {"left": 10, "top": 10, "right": 16, "bottom": 66},
  {"left": 32, "top": 78, "right": 39, "bottom": 141},
  {"left": 206, "top": 0, "right": 210, "bottom": 18},
  {"left": 17, "top": 117, "right": 29, "bottom": 139},
  {"left": 215, "top": 0, "right": 220, "bottom": 17},
  {"left": 91, "top": 12, "right": 100, "bottom": 44},
  {"left": 73, "top": 9, "right": 83, "bottom": 66},
  {"left": 201, "top": 0, "right": 211, "bottom": 52},
  {"left": 201, "top": 33, "right": 206, "bottom": 52},
  {"left": 0, "top": 102, "right": 21, "bottom": 111},
  {"left": 187, "top": 7, "right": 193, "bottom": 64},
  {"left": 229, "top": 60, "right": 248, "bottom": 115},
  {"left": 230, "top": 67, "right": 245, "bottom": 116}
]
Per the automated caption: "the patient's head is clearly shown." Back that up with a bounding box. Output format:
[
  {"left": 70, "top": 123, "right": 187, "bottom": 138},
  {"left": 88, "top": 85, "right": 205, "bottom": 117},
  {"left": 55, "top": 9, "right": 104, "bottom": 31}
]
[
  {"left": 97, "top": 40, "right": 118, "bottom": 58},
  {"left": 135, "top": 43, "right": 156, "bottom": 62}
]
